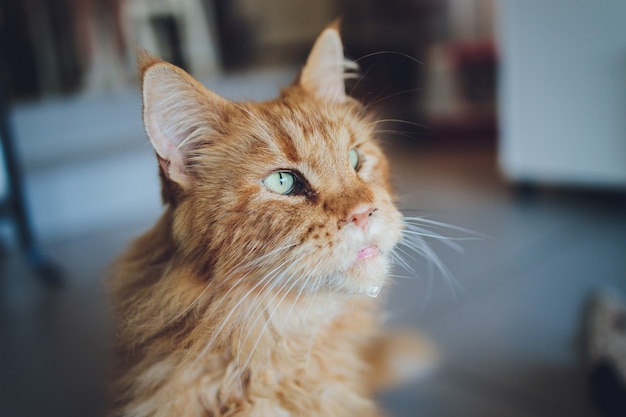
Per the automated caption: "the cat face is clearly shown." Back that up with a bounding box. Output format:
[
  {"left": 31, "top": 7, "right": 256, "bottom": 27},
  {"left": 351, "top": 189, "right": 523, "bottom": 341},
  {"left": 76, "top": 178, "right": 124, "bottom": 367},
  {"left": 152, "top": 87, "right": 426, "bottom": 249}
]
[{"left": 140, "top": 27, "right": 402, "bottom": 297}]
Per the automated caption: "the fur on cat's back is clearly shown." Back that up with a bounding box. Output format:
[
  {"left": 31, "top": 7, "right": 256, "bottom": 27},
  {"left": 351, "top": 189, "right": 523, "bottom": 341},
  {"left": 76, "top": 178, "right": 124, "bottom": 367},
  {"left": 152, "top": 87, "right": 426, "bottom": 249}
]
[{"left": 107, "top": 23, "right": 435, "bottom": 417}]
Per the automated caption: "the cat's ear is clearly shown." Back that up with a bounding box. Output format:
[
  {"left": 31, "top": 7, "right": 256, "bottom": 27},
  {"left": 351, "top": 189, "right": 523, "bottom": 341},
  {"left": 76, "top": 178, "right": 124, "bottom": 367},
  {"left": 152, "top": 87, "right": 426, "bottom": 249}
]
[
  {"left": 139, "top": 50, "right": 228, "bottom": 189},
  {"left": 300, "top": 24, "right": 354, "bottom": 102}
]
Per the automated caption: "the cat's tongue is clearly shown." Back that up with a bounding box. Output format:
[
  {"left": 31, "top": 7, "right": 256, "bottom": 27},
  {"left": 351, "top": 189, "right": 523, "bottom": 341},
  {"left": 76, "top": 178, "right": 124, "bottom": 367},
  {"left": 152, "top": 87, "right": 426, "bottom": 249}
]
[{"left": 357, "top": 245, "right": 378, "bottom": 261}]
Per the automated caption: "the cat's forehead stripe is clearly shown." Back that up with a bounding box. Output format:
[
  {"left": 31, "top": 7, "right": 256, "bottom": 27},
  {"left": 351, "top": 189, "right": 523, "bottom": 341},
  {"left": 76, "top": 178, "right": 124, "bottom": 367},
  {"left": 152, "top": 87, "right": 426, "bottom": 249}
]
[
  {"left": 250, "top": 100, "right": 366, "bottom": 170},
  {"left": 274, "top": 115, "right": 305, "bottom": 163},
  {"left": 293, "top": 110, "right": 353, "bottom": 148},
  {"left": 274, "top": 133, "right": 301, "bottom": 163}
]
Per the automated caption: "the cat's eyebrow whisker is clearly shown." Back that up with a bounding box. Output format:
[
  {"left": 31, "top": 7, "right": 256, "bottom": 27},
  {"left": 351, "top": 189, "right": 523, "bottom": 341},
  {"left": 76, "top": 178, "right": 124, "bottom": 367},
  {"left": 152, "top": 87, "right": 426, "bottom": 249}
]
[
  {"left": 354, "top": 50, "right": 424, "bottom": 66},
  {"left": 366, "top": 88, "right": 423, "bottom": 108},
  {"left": 347, "top": 65, "right": 374, "bottom": 97},
  {"left": 369, "top": 118, "right": 438, "bottom": 133},
  {"left": 374, "top": 130, "right": 416, "bottom": 141}
]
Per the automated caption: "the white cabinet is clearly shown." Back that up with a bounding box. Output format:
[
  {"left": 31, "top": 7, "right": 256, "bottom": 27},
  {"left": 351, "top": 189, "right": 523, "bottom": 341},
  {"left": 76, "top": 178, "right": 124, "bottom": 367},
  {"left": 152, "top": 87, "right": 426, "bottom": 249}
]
[{"left": 498, "top": 1, "right": 626, "bottom": 188}]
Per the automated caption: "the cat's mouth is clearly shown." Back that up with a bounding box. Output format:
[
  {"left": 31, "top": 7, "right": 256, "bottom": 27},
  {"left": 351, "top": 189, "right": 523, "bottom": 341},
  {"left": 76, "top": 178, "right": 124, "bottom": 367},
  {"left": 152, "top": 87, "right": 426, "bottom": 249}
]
[{"left": 357, "top": 245, "right": 379, "bottom": 261}]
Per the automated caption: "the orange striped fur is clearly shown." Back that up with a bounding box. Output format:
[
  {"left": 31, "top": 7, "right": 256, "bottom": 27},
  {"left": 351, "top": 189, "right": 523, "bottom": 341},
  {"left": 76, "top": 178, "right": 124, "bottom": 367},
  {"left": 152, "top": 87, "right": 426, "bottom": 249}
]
[{"left": 107, "top": 26, "right": 435, "bottom": 417}]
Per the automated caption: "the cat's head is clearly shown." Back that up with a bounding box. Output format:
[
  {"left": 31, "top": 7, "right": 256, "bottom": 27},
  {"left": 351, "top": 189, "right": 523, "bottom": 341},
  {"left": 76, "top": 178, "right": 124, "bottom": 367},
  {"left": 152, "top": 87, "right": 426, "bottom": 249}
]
[{"left": 139, "top": 25, "right": 402, "bottom": 297}]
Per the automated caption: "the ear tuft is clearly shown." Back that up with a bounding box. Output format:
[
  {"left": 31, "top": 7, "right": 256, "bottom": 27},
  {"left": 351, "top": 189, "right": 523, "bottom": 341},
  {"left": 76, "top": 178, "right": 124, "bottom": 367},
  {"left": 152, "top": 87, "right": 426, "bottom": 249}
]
[
  {"left": 136, "top": 48, "right": 162, "bottom": 83},
  {"left": 300, "top": 25, "right": 354, "bottom": 103}
]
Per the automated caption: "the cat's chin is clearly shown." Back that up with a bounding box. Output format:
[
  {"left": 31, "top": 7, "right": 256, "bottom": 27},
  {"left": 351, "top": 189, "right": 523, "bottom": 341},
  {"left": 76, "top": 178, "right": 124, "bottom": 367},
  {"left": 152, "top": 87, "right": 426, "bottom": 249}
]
[{"left": 330, "top": 251, "right": 390, "bottom": 298}]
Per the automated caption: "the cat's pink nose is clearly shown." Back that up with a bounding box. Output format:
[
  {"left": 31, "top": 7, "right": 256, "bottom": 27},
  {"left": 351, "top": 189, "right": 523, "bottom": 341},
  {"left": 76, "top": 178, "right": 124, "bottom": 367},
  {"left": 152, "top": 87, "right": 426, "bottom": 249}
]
[{"left": 347, "top": 204, "right": 375, "bottom": 231}]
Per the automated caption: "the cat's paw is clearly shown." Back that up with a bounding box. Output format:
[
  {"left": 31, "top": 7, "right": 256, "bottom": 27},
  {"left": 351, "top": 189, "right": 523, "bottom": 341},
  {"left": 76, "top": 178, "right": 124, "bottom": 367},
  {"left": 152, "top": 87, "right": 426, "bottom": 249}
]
[{"left": 367, "top": 330, "right": 439, "bottom": 391}]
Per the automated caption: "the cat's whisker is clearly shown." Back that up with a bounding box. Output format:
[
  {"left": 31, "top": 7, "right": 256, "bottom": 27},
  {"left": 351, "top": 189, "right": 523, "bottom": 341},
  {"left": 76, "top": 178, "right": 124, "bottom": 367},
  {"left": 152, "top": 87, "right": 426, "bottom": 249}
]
[
  {"left": 365, "top": 88, "right": 423, "bottom": 109},
  {"left": 234, "top": 271, "right": 288, "bottom": 358},
  {"left": 354, "top": 50, "right": 424, "bottom": 66},
  {"left": 296, "top": 263, "right": 328, "bottom": 375},
  {"left": 238, "top": 251, "right": 323, "bottom": 368},
  {"left": 396, "top": 239, "right": 428, "bottom": 262},
  {"left": 256, "top": 272, "right": 312, "bottom": 352},
  {"left": 350, "top": 52, "right": 426, "bottom": 112},
  {"left": 403, "top": 216, "right": 483, "bottom": 237},
  {"left": 374, "top": 129, "right": 417, "bottom": 141},
  {"left": 362, "top": 85, "right": 408, "bottom": 118},
  {"left": 220, "top": 241, "right": 294, "bottom": 273},
  {"left": 347, "top": 65, "right": 374, "bottom": 97},
  {"left": 404, "top": 223, "right": 477, "bottom": 242},
  {"left": 369, "top": 118, "right": 439, "bottom": 134},
  {"left": 388, "top": 273, "right": 421, "bottom": 280},
  {"left": 236, "top": 254, "right": 303, "bottom": 316},
  {"left": 402, "top": 229, "right": 466, "bottom": 252},
  {"left": 302, "top": 256, "right": 330, "bottom": 314},
  {"left": 391, "top": 211, "right": 475, "bottom": 294},
  {"left": 403, "top": 215, "right": 484, "bottom": 252},
  {"left": 232, "top": 248, "right": 314, "bottom": 361},
  {"left": 398, "top": 233, "right": 441, "bottom": 265},
  {"left": 180, "top": 243, "right": 297, "bottom": 333},
  {"left": 220, "top": 272, "right": 297, "bottom": 396},
  {"left": 397, "top": 232, "right": 440, "bottom": 269},
  {"left": 196, "top": 255, "right": 299, "bottom": 362},
  {"left": 390, "top": 246, "right": 418, "bottom": 273},
  {"left": 399, "top": 232, "right": 466, "bottom": 299},
  {"left": 172, "top": 261, "right": 269, "bottom": 326},
  {"left": 230, "top": 274, "right": 307, "bottom": 396},
  {"left": 234, "top": 255, "right": 307, "bottom": 364}
]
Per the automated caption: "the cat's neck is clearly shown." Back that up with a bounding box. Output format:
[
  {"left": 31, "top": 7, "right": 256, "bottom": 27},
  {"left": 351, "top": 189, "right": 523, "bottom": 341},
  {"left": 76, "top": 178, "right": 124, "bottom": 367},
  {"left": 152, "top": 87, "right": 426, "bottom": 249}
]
[
  {"left": 225, "top": 287, "right": 378, "bottom": 370},
  {"left": 263, "top": 290, "right": 351, "bottom": 334}
]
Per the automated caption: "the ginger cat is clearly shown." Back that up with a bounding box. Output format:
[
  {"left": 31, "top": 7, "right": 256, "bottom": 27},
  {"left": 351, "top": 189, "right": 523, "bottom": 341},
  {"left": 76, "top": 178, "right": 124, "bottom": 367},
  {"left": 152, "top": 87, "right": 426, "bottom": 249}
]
[{"left": 108, "top": 25, "right": 435, "bottom": 417}]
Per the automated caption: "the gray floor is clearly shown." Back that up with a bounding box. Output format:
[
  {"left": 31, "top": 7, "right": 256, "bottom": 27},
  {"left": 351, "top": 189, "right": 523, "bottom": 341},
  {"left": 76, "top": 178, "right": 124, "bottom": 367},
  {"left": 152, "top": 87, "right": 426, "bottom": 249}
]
[{"left": 1, "top": 71, "right": 625, "bottom": 417}]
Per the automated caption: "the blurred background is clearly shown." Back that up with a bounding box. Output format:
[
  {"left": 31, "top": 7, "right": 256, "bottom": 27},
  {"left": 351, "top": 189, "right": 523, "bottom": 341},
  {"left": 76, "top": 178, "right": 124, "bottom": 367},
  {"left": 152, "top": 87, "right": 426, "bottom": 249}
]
[{"left": 1, "top": 1, "right": 625, "bottom": 416}]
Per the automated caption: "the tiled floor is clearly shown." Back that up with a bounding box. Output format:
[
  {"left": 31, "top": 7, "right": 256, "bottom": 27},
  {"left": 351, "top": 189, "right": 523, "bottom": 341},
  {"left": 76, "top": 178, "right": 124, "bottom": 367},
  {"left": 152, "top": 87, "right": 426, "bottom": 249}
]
[{"left": 1, "top": 72, "right": 624, "bottom": 417}]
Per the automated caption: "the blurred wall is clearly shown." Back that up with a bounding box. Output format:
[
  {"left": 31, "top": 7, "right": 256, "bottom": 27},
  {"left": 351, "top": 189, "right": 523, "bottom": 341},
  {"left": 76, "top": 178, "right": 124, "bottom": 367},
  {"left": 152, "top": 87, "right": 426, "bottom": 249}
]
[
  {"left": 498, "top": 0, "right": 626, "bottom": 187},
  {"left": 236, "top": 0, "right": 337, "bottom": 49}
]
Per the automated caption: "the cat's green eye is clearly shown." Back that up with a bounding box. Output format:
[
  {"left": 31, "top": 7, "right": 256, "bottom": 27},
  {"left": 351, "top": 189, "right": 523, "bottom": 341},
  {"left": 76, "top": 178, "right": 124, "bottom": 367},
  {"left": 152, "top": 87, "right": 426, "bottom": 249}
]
[
  {"left": 349, "top": 149, "right": 360, "bottom": 170},
  {"left": 263, "top": 171, "right": 296, "bottom": 195}
]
